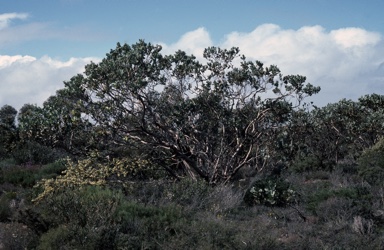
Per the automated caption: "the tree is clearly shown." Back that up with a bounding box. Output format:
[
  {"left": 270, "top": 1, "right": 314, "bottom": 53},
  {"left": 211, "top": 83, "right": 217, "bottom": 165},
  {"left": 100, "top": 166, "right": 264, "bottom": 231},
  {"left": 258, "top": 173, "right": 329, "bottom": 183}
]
[
  {"left": 17, "top": 104, "right": 44, "bottom": 144},
  {"left": 65, "top": 40, "right": 320, "bottom": 184},
  {"left": 0, "top": 104, "right": 18, "bottom": 156},
  {"left": 290, "top": 95, "right": 384, "bottom": 172}
]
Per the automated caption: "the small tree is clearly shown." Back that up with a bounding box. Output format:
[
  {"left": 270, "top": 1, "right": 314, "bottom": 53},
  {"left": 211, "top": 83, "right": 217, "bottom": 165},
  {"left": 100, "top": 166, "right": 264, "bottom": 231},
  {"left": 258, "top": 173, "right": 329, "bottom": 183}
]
[
  {"left": 0, "top": 104, "right": 18, "bottom": 157},
  {"left": 63, "top": 41, "right": 320, "bottom": 183}
]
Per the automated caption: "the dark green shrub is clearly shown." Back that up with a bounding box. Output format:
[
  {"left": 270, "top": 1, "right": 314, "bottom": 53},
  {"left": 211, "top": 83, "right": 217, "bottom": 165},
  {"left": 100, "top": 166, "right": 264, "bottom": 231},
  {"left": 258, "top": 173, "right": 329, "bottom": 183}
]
[
  {"left": 116, "top": 202, "right": 189, "bottom": 249},
  {"left": 13, "top": 141, "right": 67, "bottom": 165},
  {"left": 0, "top": 158, "right": 17, "bottom": 168},
  {"left": 358, "top": 138, "right": 384, "bottom": 185},
  {"left": 291, "top": 155, "right": 334, "bottom": 172},
  {"left": 37, "top": 159, "right": 67, "bottom": 179},
  {"left": 244, "top": 177, "right": 296, "bottom": 207},
  {"left": 36, "top": 186, "right": 125, "bottom": 248},
  {"left": 306, "top": 186, "right": 373, "bottom": 218},
  {"left": 0, "top": 195, "right": 12, "bottom": 222},
  {"left": 1, "top": 165, "right": 39, "bottom": 187},
  {"left": 168, "top": 178, "right": 211, "bottom": 207},
  {"left": 39, "top": 186, "right": 122, "bottom": 226},
  {"left": 0, "top": 222, "right": 39, "bottom": 250},
  {"left": 37, "top": 225, "right": 74, "bottom": 250}
]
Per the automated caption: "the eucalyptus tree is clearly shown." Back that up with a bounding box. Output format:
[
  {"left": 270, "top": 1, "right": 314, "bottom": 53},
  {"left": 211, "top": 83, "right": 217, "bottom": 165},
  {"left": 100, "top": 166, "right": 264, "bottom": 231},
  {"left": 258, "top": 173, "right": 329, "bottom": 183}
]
[
  {"left": 65, "top": 40, "right": 320, "bottom": 183},
  {"left": 293, "top": 94, "right": 384, "bottom": 170},
  {"left": 17, "top": 103, "right": 44, "bottom": 144}
]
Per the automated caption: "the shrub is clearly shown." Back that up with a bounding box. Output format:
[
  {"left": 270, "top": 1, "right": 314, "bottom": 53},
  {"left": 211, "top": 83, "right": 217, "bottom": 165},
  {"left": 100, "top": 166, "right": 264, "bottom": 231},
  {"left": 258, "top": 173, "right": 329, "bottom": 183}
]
[
  {"left": 12, "top": 141, "right": 67, "bottom": 165},
  {"left": 291, "top": 155, "right": 334, "bottom": 172},
  {"left": 0, "top": 195, "right": 12, "bottom": 222},
  {"left": 244, "top": 177, "right": 296, "bottom": 207},
  {"left": 37, "top": 159, "right": 67, "bottom": 180},
  {"left": 168, "top": 178, "right": 211, "bottom": 208},
  {"left": 33, "top": 157, "right": 150, "bottom": 202},
  {"left": 358, "top": 137, "right": 384, "bottom": 185},
  {"left": 36, "top": 186, "right": 123, "bottom": 249},
  {"left": 37, "top": 224, "right": 74, "bottom": 250},
  {"left": 0, "top": 222, "right": 39, "bottom": 249},
  {"left": 1, "top": 165, "right": 39, "bottom": 187},
  {"left": 306, "top": 185, "right": 373, "bottom": 219}
]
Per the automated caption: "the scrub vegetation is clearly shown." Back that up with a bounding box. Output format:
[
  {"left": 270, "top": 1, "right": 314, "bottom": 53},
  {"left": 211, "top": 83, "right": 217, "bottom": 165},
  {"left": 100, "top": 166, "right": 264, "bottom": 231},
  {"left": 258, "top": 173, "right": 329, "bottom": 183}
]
[{"left": 1, "top": 41, "right": 384, "bottom": 249}]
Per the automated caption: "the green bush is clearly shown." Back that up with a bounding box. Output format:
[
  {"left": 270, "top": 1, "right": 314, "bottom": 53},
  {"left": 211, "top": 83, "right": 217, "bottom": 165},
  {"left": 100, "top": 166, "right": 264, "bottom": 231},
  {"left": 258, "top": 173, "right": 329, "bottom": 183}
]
[
  {"left": 37, "top": 225, "right": 74, "bottom": 250},
  {"left": 306, "top": 185, "right": 372, "bottom": 218},
  {"left": 37, "top": 159, "right": 67, "bottom": 179},
  {"left": 0, "top": 158, "right": 17, "bottom": 168},
  {"left": 358, "top": 137, "right": 384, "bottom": 185},
  {"left": 244, "top": 177, "right": 296, "bottom": 207},
  {"left": 0, "top": 195, "right": 12, "bottom": 222},
  {"left": 291, "top": 155, "right": 334, "bottom": 172},
  {"left": 168, "top": 178, "right": 211, "bottom": 207},
  {"left": 1, "top": 165, "right": 39, "bottom": 187},
  {"left": 36, "top": 186, "right": 123, "bottom": 249},
  {"left": 12, "top": 141, "right": 67, "bottom": 165}
]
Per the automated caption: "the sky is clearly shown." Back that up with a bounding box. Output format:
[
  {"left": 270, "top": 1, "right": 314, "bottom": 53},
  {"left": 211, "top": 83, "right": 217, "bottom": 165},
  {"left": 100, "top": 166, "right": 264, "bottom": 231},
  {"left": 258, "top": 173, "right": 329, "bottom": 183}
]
[{"left": 1, "top": 0, "right": 384, "bottom": 110}]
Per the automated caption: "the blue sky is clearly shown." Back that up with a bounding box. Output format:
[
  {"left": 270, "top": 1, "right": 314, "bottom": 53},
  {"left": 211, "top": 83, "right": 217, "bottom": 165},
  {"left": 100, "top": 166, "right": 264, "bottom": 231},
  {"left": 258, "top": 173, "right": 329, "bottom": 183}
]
[{"left": 1, "top": 0, "right": 384, "bottom": 110}]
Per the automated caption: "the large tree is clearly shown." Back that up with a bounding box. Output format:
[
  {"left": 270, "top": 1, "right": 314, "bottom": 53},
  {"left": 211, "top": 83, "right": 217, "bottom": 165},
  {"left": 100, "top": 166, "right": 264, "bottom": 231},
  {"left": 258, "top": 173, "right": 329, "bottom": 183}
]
[{"left": 65, "top": 40, "right": 320, "bottom": 183}]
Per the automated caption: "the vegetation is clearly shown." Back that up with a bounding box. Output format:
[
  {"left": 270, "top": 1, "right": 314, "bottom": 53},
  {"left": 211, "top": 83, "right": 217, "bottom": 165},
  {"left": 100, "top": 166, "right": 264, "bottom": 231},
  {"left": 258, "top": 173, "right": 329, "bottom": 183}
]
[{"left": 1, "top": 41, "right": 384, "bottom": 248}]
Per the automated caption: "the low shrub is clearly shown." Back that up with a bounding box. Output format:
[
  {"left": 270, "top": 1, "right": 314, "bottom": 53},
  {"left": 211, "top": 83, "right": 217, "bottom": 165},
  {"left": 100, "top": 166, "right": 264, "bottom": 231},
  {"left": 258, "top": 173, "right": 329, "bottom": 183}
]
[
  {"left": 0, "top": 195, "right": 12, "bottom": 222},
  {"left": 0, "top": 222, "right": 39, "bottom": 249},
  {"left": 12, "top": 141, "right": 67, "bottom": 165},
  {"left": 244, "top": 177, "right": 296, "bottom": 207},
  {"left": 291, "top": 155, "right": 335, "bottom": 172},
  {"left": 168, "top": 178, "right": 211, "bottom": 208},
  {"left": 1, "top": 165, "right": 39, "bottom": 187},
  {"left": 116, "top": 202, "right": 186, "bottom": 248},
  {"left": 37, "top": 159, "right": 67, "bottom": 180},
  {"left": 36, "top": 186, "right": 123, "bottom": 249},
  {"left": 306, "top": 185, "right": 373, "bottom": 220}
]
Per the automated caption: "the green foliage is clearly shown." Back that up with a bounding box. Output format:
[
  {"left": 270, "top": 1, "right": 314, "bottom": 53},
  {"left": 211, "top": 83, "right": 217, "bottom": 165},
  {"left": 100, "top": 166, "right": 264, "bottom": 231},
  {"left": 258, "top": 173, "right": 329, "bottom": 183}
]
[
  {"left": 168, "top": 178, "right": 212, "bottom": 206},
  {"left": 0, "top": 194, "right": 12, "bottom": 222},
  {"left": 291, "top": 155, "right": 322, "bottom": 172},
  {"left": 38, "top": 159, "right": 67, "bottom": 179},
  {"left": 62, "top": 40, "right": 320, "bottom": 183},
  {"left": 12, "top": 141, "right": 66, "bottom": 165},
  {"left": 306, "top": 185, "right": 372, "bottom": 218},
  {"left": 1, "top": 164, "right": 39, "bottom": 188},
  {"left": 37, "top": 186, "right": 122, "bottom": 249},
  {"left": 294, "top": 96, "right": 384, "bottom": 170},
  {"left": 244, "top": 177, "right": 296, "bottom": 207},
  {"left": 0, "top": 105, "right": 18, "bottom": 156},
  {"left": 0, "top": 159, "right": 65, "bottom": 190},
  {"left": 37, "top": 225, "right": 74, "bottom": 250},
  {"left": 8, "top": 40, "right": 384, "bottom": 248},
  {"left": 358, "top": 137, "right": 384, "bottom": 185}
]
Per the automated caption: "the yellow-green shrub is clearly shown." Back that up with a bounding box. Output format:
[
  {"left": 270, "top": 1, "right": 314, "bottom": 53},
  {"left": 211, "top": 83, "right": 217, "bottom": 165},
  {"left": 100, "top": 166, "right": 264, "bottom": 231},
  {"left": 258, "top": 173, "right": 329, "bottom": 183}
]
[{"left": 33, "top": 157, "right": 149, "bottom": 202}]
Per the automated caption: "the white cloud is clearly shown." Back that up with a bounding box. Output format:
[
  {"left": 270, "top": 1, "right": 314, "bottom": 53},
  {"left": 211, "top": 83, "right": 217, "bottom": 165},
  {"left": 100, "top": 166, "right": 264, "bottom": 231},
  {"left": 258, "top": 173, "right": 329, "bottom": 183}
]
[
  {"left": 330, "top": 28, "right": 381, "bottom": 48},
  {"left": 220, "top": 24, "right": 384, "bottom": 105},
  {"left": 0, "top": 55, "right": 98, "bottom": 111},
  {"left": 0, "top": 12, "right": 28, "bottom": 30},
  {"left": 159, "top": 27, "right": 213, "bottom": 58}
]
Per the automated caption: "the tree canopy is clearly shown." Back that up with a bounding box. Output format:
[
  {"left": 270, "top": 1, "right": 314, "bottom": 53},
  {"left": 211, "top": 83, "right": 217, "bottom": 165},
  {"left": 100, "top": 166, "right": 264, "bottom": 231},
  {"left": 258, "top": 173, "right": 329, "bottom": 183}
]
[{"left": 60, "top": 40, "right": 320, "bottom": 183}]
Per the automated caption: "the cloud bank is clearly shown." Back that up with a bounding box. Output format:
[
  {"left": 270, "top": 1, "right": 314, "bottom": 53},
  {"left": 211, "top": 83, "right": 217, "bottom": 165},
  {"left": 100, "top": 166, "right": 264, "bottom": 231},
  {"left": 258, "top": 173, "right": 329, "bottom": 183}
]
[
  {"left": 220, "top": 24, "right": 384, "bottom": 105},
  {"left": 1, "top": 22, "right": 384, "bottom": 110},
  {"left": 0, "top": 55, "right": 97, "bottom": 110}
]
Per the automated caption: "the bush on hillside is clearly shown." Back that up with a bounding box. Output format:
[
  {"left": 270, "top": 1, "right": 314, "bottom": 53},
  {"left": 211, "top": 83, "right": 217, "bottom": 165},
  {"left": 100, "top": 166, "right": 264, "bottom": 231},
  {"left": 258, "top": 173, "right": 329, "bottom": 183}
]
[{"left": 358, "top": 137, "right": 384, "bottom": 185}]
